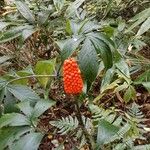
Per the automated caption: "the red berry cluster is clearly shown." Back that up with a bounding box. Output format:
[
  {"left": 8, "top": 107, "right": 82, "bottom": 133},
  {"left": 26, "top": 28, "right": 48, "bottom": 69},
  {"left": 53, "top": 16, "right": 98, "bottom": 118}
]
[{"left": 63, "top": 58, "right": 83, "bottom": 94}]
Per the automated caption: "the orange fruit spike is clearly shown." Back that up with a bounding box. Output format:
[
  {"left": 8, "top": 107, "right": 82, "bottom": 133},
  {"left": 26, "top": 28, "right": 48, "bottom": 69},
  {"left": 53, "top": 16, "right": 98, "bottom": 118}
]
[{"left": 63, "top": 58, "right": 83, "bottom": 94}]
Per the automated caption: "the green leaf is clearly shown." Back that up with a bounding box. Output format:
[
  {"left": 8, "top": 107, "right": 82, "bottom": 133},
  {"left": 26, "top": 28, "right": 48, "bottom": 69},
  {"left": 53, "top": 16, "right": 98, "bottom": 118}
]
[
  {"left": 90, "top": 36, "right": 113, "bottom": 69},
  {"left": 88, "top": 32, "right": 115, "bottom": 50},
  {"left": 4, "top": 89, "right": 18, "bottom": 113},
  {"left": 135, "top": 69, "right": 150, "bottom": 82},
  {"left": 133, "top": 144, "right": 150, "bottom": 150},
  {"left": 53, "top": 0, "right": 65, "bottom": 11},
  {"left": 0, "top": 55, "right": 12, "bottom": 64},
  {"left": 32, "top": 99, "right": 56, "bottom": 118},
  {"left": 100, "top": 67, "right": 115, "bottom": 93},
  {"left": 66, "top": 20, "right": 72, "bottom": 35},
  {"left": 79, "top": 20, "right": 100, "bottom": 34},
  {"left": 60, "top": 37, "right": 83, "bottom": 61},
  {"left": 123, "top": 86, "right": 136, "bottom": 103},
  {"left": 11, "top": 132, "right": 44, "bottom": 150},
  {"left": 0, "top": 126, "right": 31, "bottom": 150},
  {"left": 0, "top": 113, "right": 30, "bottom": 128},
  {"left": 50, "top": 116, "right": 79, "bottom": 135},
  {"left": 66, "top": 0, "right": 85, "bottom": 18},
  {"left": 141, "top": 82, "right": 150, "bottom": 92},
  {"left": 0, "top": 22, "right": 10, "bottom": 31},
  {"left": 116, "top": 59, "right": 131, "bottom": 84},
  {"left": 0, "top": 78, "right": 7, "bottom": 89},
  {"left": 125, "top": 8, "right": 150, "bottom": 33},
  {"left": 134, "top": 70, "right": 150, "bottom": 92},
  {"left": 126, "top": 17, "right": 146, "bottom": 33},
  {"left": 137, "top": 17, "right": 150, "bottom": 35},
  {"left": 116, "top": 59, "right": 130, "bottom": 78},
  {"left": 129, "top": 8, "right": 150, "bottom": 22},
  {"left": 15, "top": 0, "right": 35, "bottom": 23},
  {"left": 17, "top": 101, "right": 33, "bottom": 117},
  {"left": 0, "top": 26, "right": 25, "bottom": 43},
  {"left": 22, "top": 27, "right": 37, "bottom": 41},
  {"left": 7, "top": 84, "right": 40, "bottom": 103},
  {"left": 35, "top": 59, "right": 56, "bottom": 88},
  {"left": 37, "top": 10, "right": 52, "bottom": 25},
  {"left": 97, "top": 119, "right": 119, "bottom": 146},
  {"left": 78, "top": 38, "right": 99, "bottom": 89}
]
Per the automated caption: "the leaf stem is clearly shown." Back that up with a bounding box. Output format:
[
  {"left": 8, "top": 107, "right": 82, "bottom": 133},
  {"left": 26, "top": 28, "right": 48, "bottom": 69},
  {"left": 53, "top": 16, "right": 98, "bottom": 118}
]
[{"left": 6, "top": 74, "right": 59, "bottom": 86}]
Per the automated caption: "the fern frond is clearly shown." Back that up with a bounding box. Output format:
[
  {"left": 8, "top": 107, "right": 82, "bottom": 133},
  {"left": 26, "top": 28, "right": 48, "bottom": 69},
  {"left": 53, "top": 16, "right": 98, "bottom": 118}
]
[
  {"left": 82, "top": 116, "right": 94, "bottom": 134},
  {"left": 133, "top": 144, "right": 150, "bottom": 150},
  {"left": 106, "top": 123, "right": 131, "bottom": 144},
  {"left": 113, "top": 143, "right": 127, "bottom": 150},
  {"left": 113, "top": 138, "right": 134, "bottom": 150},
  {"left": 50, "top": 115, "right": 79, "bottom": 135},
  {"left": 89, "top": 104, "right": 117, "bottom": 123},
  {"left": 127, "top": 102, "right": 144, "bottom": 119}
]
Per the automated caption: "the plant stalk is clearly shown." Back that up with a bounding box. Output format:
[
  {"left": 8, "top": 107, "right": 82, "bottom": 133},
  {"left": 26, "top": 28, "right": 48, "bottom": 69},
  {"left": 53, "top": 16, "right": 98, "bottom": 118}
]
[
  {"left": 5, "top": 74, "right": 59, "bottom": 86},
  {"left": 73, "top": 96, "right": 94, "bottom": 150}
]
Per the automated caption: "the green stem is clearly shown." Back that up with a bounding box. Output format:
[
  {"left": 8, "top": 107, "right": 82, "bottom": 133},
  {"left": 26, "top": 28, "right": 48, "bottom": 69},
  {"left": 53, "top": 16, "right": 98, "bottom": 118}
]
[
  {"left": 73, "top": 96, "right": 94, "bottom": 150},
  {"left": 6, "top": 74, "right": 58, "bottom": 86}
]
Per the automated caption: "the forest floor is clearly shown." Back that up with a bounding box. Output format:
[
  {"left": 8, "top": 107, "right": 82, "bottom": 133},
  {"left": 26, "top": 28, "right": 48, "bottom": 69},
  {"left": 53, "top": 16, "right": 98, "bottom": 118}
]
[{"left": 0, "top": 45, "right": 150, "bottom": 150}]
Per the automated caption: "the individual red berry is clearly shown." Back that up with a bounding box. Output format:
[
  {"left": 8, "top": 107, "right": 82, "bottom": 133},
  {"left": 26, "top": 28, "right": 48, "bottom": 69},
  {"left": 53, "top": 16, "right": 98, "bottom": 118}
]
[{"left": 63, "top": 58, "right": 83, "bottom": 94}]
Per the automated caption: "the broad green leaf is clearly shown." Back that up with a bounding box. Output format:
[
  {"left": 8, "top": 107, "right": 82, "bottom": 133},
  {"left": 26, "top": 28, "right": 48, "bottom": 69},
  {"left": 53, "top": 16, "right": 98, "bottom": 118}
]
[
  {"left": 0, "top": 113, "right": 30, "bottom": 128},
  {"left": 0, "top": 126, "right": 31, "bottom": 150},
  {"left": 66, "top": 0, "right": 85, "bottom": 18},
  {"left": 0, "top": 26, "right": 25, "bottom": 43},
  {"left": 123, "top": 86, "right": 136, "bottom": 102},
  {"left": 78, "top": 38, "right": 99, "bottom": 89},
  {"left": 129, "top": 8, "right": 150, "bottom": 22},
  {"left": 125, "top": 8, "right": 150, "bottom": 33},
  {"left": 0, "top": 78, "right": 7, "bottom": 89},
  {"left": 4, "top": 90, "right": 18, "bottom": 113},
  {"left": 17, "top": 101, "right": 33, "bottom": 117},
  {"left": 60, "top": 37, "right": 83, "bottom": 61},
  {"left": 106, "top": 123, "right": 131, "bottom": 143},
  {"left": 78, "top": 20, "right": 100, "bottom": 34},
  {"left": 15, "top": 0, "right": 35, "bottom": 23},
  {"left": 126, "top": 17, "right": 146, "bottom": 33},
  {"left": 0, "top": 25, "right": 33, "bottom": 43},
  {"left": 100, "top": 67, "right": 115, "bottom": 93},
  {"left": 22, "top": 27, "right": 37, "bottom": 41},
  {"left": 35, "top": 59, "right": 56, "bottom": 88},
  {"left": 32, "top": 99, "right": 56, "bottom": 118},
  {"left": 97, "top": 119, "right": 119, "bottom": 147},
  {"left": 12, "top": 66, "right": 34, "bottom": 85},
  {"left": 137, "top": 17, "right": 150, "bottom": 35},
  {"left": 0, "top": 22, "right": 10, "bottom": 31},
  {"left": 7, "top": 84, "right": 40, "bottom": 102},
  {"left": 11, "top": 132, "right": 44, "bottom": 150},
  {"left": 90, "top": 36, "right": 113, "bottom": 69},
  {"left": 88, "top": 32, "right": 115, "bottom": 50},
  {"left": 38, "top": 10, "right": 52, "bottom": 25},
  {"left": 116, "top": 60, "right": 130, "bottom": 77},
  {"left": 68, "top": 20, "right": 81, "bottom": 35}
]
